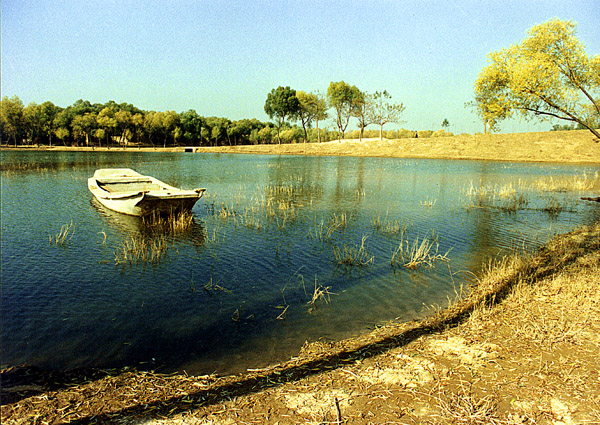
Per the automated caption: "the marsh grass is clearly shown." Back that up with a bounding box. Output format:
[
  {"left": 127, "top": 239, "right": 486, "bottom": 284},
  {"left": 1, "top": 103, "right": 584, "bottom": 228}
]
[
  {"left": 307, "top": 278, "right": 334, "bottom": 313},
  {"left": 49, "top": 221, "right": 75, "bottom": 245},
  {"left": 531, "top": 171, "right": 600, "bottom": 192},
  {"left": 391, "top": 232, "right": 450, "bottom": 269},
  {"left": 310, "top": 213, "right": 349, "bottom": 241},
  {"left": 143, "top": 210, "right": 195, "bottom": 234},
  {"left": 333, "top": 236, "right": 374, "bottom": 267},
  {"left": 464, "top": 182, "right": 530, "bottom": 213},
  {"left": 371, "top": 211, "right": 408, "bottom": 236},
  {"left": 419, "top": 197, "right": 437, "bottom": 208},
  {"left": 114, "top": 235, "right": 168, "bottom": 265}
]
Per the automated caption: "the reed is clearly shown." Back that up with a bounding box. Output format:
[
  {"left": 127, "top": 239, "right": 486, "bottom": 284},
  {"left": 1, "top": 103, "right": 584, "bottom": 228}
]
[
  {"left": 143, "top": 210, "right": 195, "bottom": 233},
  {"left": 391, "top": 232, "right": 450, "bottom": 269},
  {"left": 531, "top": 171, "right": 600, "bottom": 192},
  {"left": 114, "top": 235, "right": 168, "bottom": 265},
  {"left": 419, "top": 197, "right": 437, "bottom": 208},
  {"left": 371, "top": 211, "right": 408, "bottom": 236},
  {"left": 333, "top": 236, "right": 374, "bottom": 267},
  {"left": 307, "top": 278, "right": 334, "bottom": 313},
  {"left": 49, "top": 221, "right": 75, "bottom": 245}
]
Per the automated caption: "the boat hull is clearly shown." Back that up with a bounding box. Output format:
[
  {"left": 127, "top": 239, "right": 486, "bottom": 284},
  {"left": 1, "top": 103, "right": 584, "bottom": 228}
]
[{"left": 88, "top": 169, "right": 206, "bottom": 217}]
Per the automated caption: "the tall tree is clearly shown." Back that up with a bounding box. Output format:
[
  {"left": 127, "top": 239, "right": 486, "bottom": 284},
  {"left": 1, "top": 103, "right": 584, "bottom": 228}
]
[
  {"left": 264, "top": 86, "right": 301, "bottom": 144},
  {"left": 296, "top": 91, "right": 320, "bottom": 143},
  {"left": 367, "top": 90, "right": 405, "bottom": 141},
  {"left": 351, "top": 90, "right": 372, "bottom": 142},
  {"left": 1, "top": 95, "right": 25, "bottom": 146},
  {"left": 97, "top": 107, "right": 117, "bottom": 148},
  {"left": 327, "top": 81, "right": 362, "bottom": 141},
  {"left": 473, "top": 19, "right": 600, "bottom": 139},
  {"left": 71, "top": 113, "right": 97, "bottom": 146}
]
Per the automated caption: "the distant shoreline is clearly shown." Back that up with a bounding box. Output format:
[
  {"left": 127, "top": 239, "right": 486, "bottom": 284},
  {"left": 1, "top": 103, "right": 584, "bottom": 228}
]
[{"left": 2, "top": 130, "right": 599, "bottom": 164}]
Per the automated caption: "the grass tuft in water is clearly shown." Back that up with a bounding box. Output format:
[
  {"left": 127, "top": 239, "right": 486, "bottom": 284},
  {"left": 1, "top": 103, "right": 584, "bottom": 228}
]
[
  {"left": 333, "top": 236, "right": 374, "bottom": 267},
  {"left": 143, "top": 210, "right": 195, "bottom": 234},
  {"left": 391, "top": 232, "right": 451, "bottom": 269},
  {"left": 307, "top": 278, "right": 334, "bottom": 313},
  {"left": 49, "top": 221, "right": 75, "bottom": 245},
  {"left": 114, "top": 235, "right": 169, "bottom": 265}
]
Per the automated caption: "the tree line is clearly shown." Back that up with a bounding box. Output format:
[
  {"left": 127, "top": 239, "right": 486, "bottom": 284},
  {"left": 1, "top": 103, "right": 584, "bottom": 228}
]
[{"left": 0, "top": 81, "right": 413, "bottom": 148}]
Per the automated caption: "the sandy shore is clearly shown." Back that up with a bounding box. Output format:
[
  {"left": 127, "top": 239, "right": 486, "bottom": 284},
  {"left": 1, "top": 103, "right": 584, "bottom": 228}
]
[{"left": 3, "top": 130, "right": 600, "bottom": 163}]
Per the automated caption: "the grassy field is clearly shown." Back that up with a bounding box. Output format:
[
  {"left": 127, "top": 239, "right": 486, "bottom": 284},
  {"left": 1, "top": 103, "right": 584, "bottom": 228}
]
[{"left": 2, "top": 224, "right": 599, "bottom": 424}]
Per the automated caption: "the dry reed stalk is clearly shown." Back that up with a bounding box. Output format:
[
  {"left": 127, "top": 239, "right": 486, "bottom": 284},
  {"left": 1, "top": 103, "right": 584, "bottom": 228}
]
[
  {"left": 114, "top": 235, "right": 168, "bottom": 265},
  {"left": 391, "top": 233, "right": 450, "bottom": 269},
  {"left": 49, "top": 221, "right": 75, "bottom": 244},
  {"left": 333, "top": 236, "right": 374, "bottom": 267}
]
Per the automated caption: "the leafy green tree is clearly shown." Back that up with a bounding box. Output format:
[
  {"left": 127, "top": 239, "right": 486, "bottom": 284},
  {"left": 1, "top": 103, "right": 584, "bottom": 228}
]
[
  {"left": 442, "top": 118, "right": 450, "bottom": 129},
  {"left": 1, "top": 95, "right": 25, "bottom": 145},
  {"left": 474, "top": 19, "right": 600, "bottom": 139},
  {"left": 39, "top": 101, "right": 60, "bottom": 146},
  {"left": 23, "top": 103, "right": 45, "bottom": 145},
  {"left": 97, "top": 107, "right": 117, "bottom": 148},
  {"left": 180, "top": 109, "right": 204, "bottom": 146},
  {"left": 71, "top": 113, "right": 97, "bottom": 146},
  {"left": 264, "top": 86, "right": 301, "bottom": 144},
  {"left": 367, "top": 90, "right": 405, "bottom": 141},
  {"left": 351, "top": 90, "right": 372, "bottom": 142},
  {"left": 327, "top": 81, "right": 362, "bottom": 141},
  {"left": 296, "top": 91, "right": 320, "bottom": 143},
  {"left": 114, "top": 109, "right": 133, "bottom": 146}
]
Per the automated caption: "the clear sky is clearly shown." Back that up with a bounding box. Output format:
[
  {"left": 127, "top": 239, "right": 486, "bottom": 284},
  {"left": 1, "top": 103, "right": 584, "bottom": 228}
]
[{"left": 2, "top": 0, "right": 599, "bottom": 134}]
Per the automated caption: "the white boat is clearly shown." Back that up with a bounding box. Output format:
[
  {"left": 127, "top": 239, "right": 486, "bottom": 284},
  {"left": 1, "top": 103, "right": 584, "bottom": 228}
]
[{"left": 88, "top": 168, "right": 206, "bottom": 216}]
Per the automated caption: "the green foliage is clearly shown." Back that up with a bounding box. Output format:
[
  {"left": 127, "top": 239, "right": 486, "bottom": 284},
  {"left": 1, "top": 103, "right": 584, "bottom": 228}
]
[
  {"left": 473, "top": 19, "right": 600, "bottom": 138},
  {"left": 264, "top": 86, "right": 301, "bottom": 144},
  {"left": 327, "top": 81, "right": 363, "bottom": 140}
]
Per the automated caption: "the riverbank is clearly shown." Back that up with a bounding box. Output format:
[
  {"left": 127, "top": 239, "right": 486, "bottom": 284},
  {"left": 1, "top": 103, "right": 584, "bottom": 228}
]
[
  {"left": 2, "top": 222, "right": 599, "bottom": 424},
  {"left": 3, "top": 130, "right": 600, "bottom": 163}
]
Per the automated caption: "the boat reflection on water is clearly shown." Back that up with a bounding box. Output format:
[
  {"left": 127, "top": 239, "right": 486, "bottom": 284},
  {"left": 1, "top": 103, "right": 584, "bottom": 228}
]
[{"left": 90, "top": 197, "right": 207, "bottom": 248}]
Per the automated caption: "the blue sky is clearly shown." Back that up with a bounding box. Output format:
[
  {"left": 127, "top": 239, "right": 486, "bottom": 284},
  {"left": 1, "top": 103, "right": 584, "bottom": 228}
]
[{"left": 2, "top": 0, "right": 599, "bottom": 134}]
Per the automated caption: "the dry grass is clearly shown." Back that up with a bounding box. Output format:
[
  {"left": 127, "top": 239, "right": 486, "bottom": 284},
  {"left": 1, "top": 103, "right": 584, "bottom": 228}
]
[
  {"left": 391, "top": 232, "right": 450, "bottom": 268},
  {"left": 48, "top": 221, "right": 74, "bottom": 245},
  {"left": 114, "top": 235, "right": 169, "bottom": 265},
  {"left": 191, "top": 130, "right": 600, "bottom": 163},
  {"left": 332, "top": 235, "right": 375, "bottom": 267},
  {"left": 142, "top": 210, "right": 195, "bottom": 234}
]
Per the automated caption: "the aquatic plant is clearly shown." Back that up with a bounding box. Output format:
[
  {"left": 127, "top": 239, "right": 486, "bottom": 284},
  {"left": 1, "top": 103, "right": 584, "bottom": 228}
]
[
  {"left": 419, "top": 197, "right": 437, "bottom": 208},
  {"left": 307, "top": 278, "right": 334, "bottom": 313},
  {"left": 371, "top": 211, "right": 408, "bottom": 236},
  {"left": 391, "top": 232, "right": 450, "bottom": 269},
  {"left": 49, "top": 221, "right": 75, "bottom": 245},
  {"left": 531, "top": 171, "right": 600, "bottom": 192},
  {"left": 333, "top": 236, "right": 374, "bottom": 267},
  {"left": 143, "top": 210, "right": 195, "bottom": 233},
  {"left": 114, "top": 235, "right": 168, "bottom": 265}
]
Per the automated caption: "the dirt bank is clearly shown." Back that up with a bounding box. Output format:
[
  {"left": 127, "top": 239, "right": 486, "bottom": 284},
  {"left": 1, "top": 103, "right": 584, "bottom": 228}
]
[
  {"left": 3, "top": 130, "right": 600, "bottom": 163},
  {"left": 2, "top": 222, "right": 599, "bottom": 424},
  {"left": 195, "top": 130, "right": 600, "bottom": 163}
]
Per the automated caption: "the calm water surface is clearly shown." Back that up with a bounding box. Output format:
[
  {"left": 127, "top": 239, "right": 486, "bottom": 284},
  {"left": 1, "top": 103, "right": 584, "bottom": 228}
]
[{"left": 2, "top": 150, "right": 599, "bottom": 374}]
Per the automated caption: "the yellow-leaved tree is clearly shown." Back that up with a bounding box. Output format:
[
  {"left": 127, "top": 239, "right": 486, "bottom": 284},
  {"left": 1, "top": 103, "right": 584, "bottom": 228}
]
[{"left": 473, "top": 19, "right": 600, "bottom": 139}]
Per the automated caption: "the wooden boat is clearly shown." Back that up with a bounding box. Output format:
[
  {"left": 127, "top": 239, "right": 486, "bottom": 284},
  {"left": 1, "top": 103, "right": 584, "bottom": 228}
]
[{"left": 88, "top": 168, "right": 206, "bottom": 216}]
